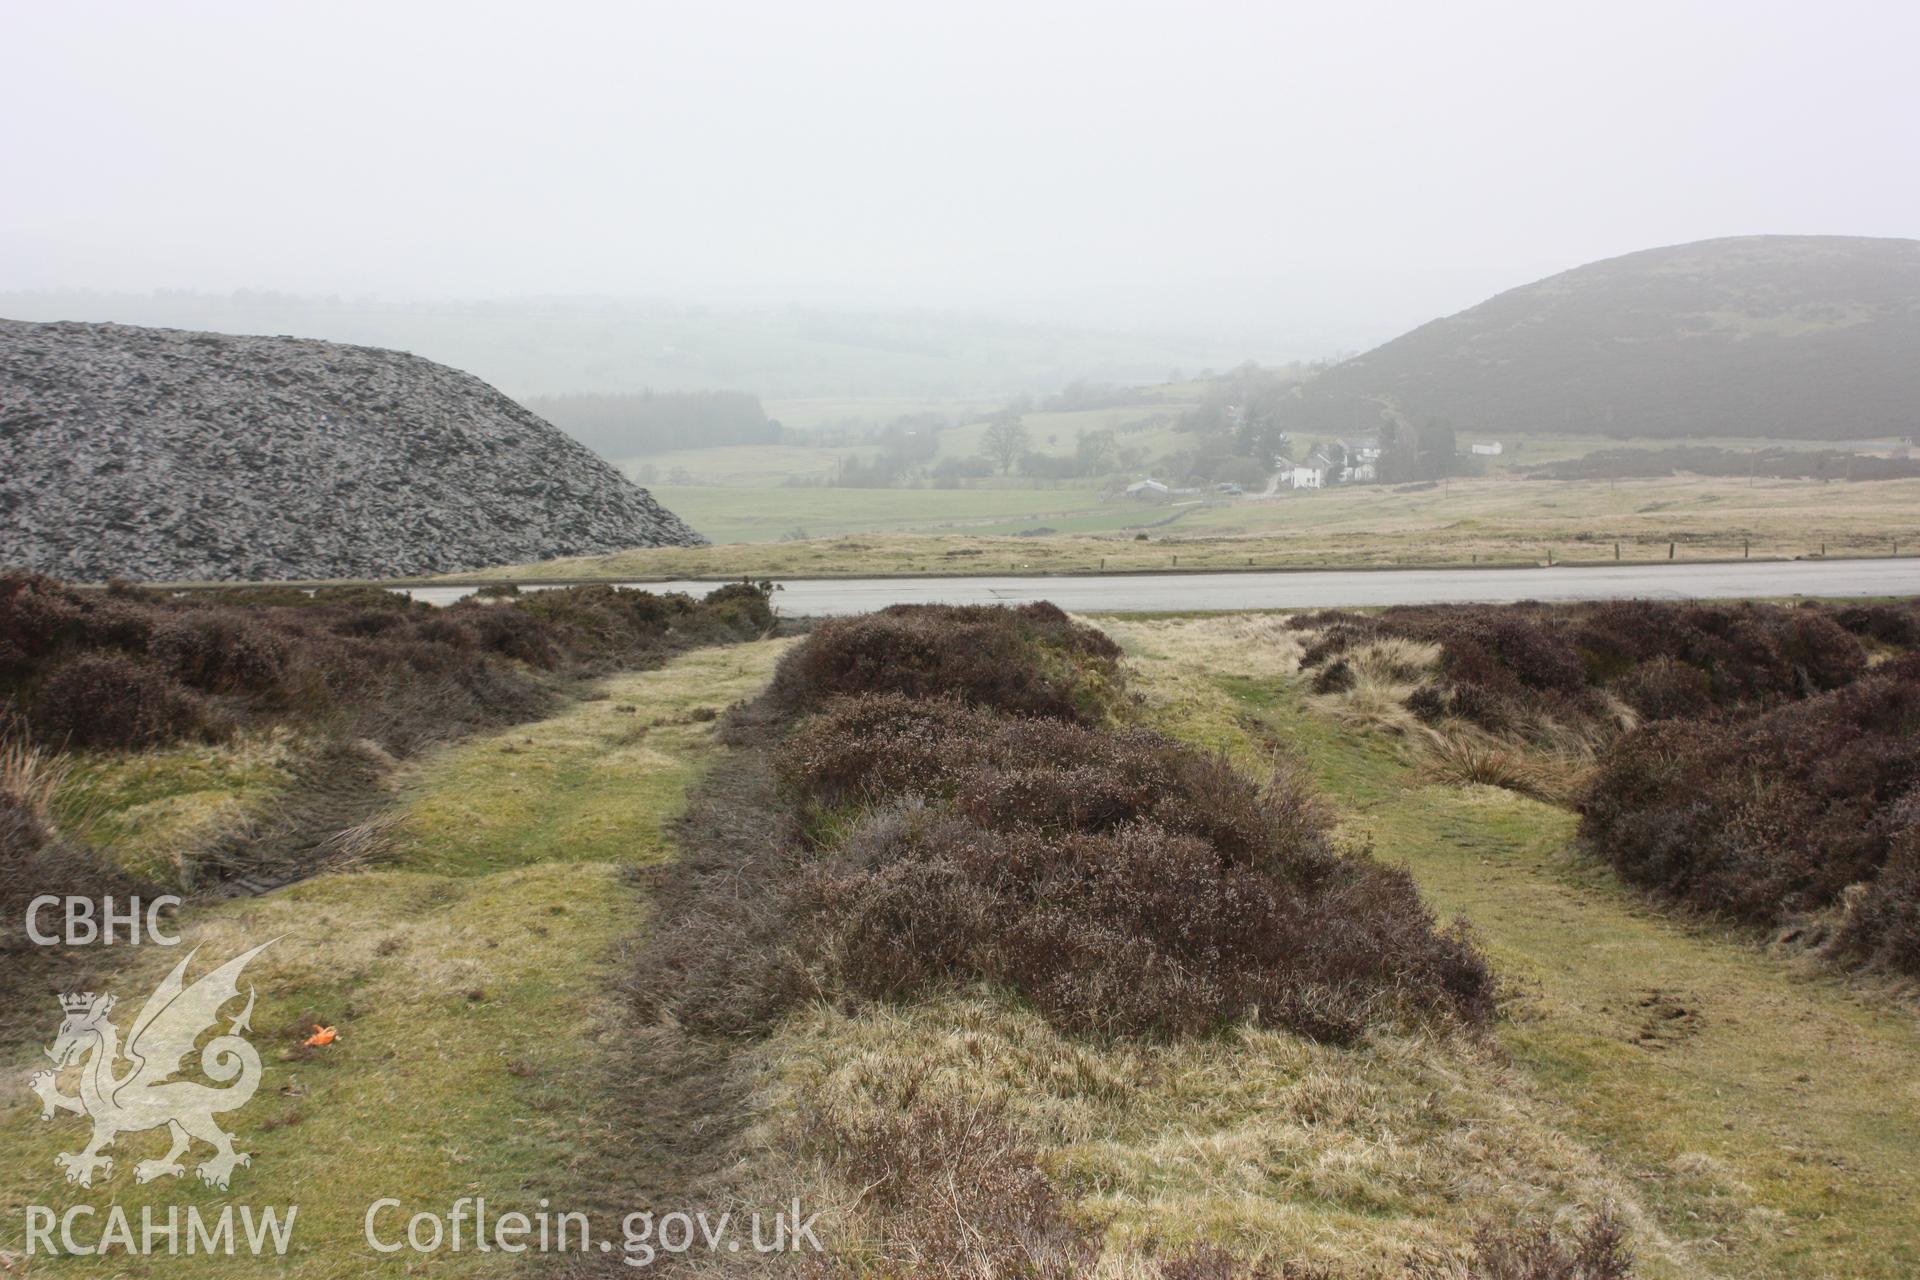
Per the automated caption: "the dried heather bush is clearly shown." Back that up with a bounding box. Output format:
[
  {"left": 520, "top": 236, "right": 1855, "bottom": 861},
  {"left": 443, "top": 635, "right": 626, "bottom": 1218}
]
[
  {"left": 808, "top": 1098, "right": 1099, "bottom": 1279},
  {"left": 1416, "top": 1211, "right": 1633, "bottom": 1280},
  {"left": 794, "top": 792, "right": 1489, "bottom": 1043},
  {"left": 1310, "top": 658, "right": 1356, "bottom": 694},
  {"left": 30, "top": 653, "right": 221, "bottom": 749},
  {"left": 149, "top": 611, "right": 293, "bottom": 696},
  {"left": 1290, "top": 600, "right": 1896, "bottom": 771},
  {"left": 656, "top": 610, "right": 1490, "bottom": 1044},
  {"left": 1581, "top": 667, "right": 1920, "bottom": 970},
  {"left": 1609, "top": 656, "right": 1712, "bottom": 722},
  {"left": 1834, "top": 602, "right": 1920, "bottom": 648},
  {"left": 767, "top": 602, "right": 1122, "bottom": 723},
  {"left": 1835, "top": 824, "right": 1920, "bottom": 972},
  {"left": 2, "top": 574, "right": 774, "bottom": 756}
]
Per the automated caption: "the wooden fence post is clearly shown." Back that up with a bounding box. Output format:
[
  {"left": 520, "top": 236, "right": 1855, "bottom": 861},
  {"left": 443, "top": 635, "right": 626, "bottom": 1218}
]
[{"left": 1668, "top": 542, "right": 1675, "bottom": 560}]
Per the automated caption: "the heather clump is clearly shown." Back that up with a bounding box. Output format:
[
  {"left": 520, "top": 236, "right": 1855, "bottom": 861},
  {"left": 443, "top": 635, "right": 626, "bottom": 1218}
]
[
  {"left": 0, "top": 571, "right": 776, "bottom": 755},
  {"left": 1294, "top": 599, "right": 1882, "bottom": 739},
  {"left": 1580, "top": 665, "right": 1920, "bottom": 972},
  {"left": 646, "top": 603, "right": 1492, "bottom": 1046},
  {"left": 767, "top": 600, "right": 1123, "bottom": 723}
]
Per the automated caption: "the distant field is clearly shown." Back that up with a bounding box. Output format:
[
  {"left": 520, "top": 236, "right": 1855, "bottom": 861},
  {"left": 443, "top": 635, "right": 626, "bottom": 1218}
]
[
  {"left": 591, "top": 419, "right": 1919, "bottom": 565},
  {"left": 762, "top": 395, "right": 987, "bottom": 430},
  {"left": 459, "top": 473, "right": 1920, "bottom": 580},
  {"left": 614, "top": 398, "right": 1202, "bottom": 488},
  {"left": 1477, "top": 429, "right": 1911, "bottom": 470},
  {"left": 640, "top": 483, "right": 1151, "bottom": 544},
  {"left": 613, "top": 406, "right": 1901, "bottom": 493},
  {"left": 934, "top": 402, "right": 1194, "bottom": 464}
]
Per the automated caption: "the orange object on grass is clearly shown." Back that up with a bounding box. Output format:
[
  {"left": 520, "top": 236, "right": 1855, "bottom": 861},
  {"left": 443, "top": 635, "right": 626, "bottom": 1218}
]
[{"left": 303, "top": 1024, "right": 337, "bottom": 1047}]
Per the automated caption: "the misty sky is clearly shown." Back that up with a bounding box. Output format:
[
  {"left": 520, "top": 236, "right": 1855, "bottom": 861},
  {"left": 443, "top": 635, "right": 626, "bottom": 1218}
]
[{"left": 4, "top": 0, "right": 1916, "bottom": 346}]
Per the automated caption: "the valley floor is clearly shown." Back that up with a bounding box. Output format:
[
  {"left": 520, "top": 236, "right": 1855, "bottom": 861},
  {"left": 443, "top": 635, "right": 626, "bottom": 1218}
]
[
  {"left": 5, "top": 619, "right": 1917, "bottom": 1277},
  {"left": 452, "top": 474, "right": 1920, "bottom": 584}
]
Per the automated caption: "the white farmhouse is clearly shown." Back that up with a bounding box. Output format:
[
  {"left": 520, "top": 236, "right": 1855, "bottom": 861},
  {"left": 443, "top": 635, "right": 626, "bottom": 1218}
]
[
  {"left": 1288, "top": 452, "right": 1335, "bottom": 489},
  {"left": 1471, "top": 441, "right": 1504, "bottom": 456}
]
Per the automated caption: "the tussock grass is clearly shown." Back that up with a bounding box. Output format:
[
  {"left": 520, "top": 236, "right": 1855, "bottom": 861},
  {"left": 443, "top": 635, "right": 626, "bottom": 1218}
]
[
  {"left": 1302, "top": 637, "right": 1443, "bottom": 736},
  {"left": 1421, "top": 732, "right": 1592, "bottom": 807},
  {"left": 741, "top": 994, "right": 1657, "bottom": 1276},
  {"left": 0, "top": 732, "right": 70, "bottom": 819}
]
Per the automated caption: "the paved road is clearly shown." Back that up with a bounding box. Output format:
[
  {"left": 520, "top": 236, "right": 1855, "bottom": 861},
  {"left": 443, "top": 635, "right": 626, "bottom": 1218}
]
[{"left": 404, "top": 557, "right": 1920, "bottom": 614}]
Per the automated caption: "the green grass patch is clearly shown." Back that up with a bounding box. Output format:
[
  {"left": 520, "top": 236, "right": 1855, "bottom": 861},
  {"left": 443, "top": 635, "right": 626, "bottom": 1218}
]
[
  {"left": 50, "top": 732, "right": 299, "bottom": 885},
  {"left": 0, "top": 638, "right": 793, "bottom": 1276}
]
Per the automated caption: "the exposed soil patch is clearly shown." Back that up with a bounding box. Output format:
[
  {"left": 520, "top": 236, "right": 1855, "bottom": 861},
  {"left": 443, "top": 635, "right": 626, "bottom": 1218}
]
[{"left": 1627, "top": 989, "right": 1704, "bottom": 1051}]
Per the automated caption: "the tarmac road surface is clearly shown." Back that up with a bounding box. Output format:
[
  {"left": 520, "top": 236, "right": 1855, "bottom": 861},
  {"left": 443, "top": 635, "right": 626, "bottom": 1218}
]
[{"left": 403, "top": 557, "right": 1920, "bottom": 614}]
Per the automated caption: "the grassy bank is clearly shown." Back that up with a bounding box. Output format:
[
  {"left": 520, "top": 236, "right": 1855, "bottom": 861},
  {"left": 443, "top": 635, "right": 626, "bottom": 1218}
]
[{"left": 0, "top": 640, "right": 790, "bottom": 1275}]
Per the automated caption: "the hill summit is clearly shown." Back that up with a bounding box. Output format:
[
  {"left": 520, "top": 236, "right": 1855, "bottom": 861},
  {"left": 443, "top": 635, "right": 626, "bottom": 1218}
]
[
  {"left": 0, "top": 319, "right": 705, "bottom": 582},
  {"left": 1286, "top": 235, "right": 1920, "bottom": 441}
]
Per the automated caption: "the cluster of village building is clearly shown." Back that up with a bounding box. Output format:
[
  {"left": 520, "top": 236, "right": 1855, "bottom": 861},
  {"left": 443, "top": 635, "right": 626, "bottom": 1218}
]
[
  {"left": 1277, "top": 435, "right": 1504, "bottom": 488},
  {"left": 1276, "top": 435, "right": 1382, "bottom": 489},
  {"left": 1122, "top": 434, "right": 1505, "bottom": 499}
]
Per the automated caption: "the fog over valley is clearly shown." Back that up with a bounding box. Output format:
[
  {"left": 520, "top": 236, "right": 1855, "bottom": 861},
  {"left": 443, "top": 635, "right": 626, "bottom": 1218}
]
[{"left": 6, "top": 1, "right": 1916, "bottom": 378}]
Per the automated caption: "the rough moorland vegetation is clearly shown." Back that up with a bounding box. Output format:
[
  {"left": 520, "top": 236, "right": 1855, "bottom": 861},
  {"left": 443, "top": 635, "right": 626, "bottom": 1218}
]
[
  {"left": 1292, "top": 597, "right": 1920, "bottom": 973},
  {"left": 1292, "top": 598, "right": 1887, "bottom": 739},
  {"left": 0, "top": 571, "right": 774, "bottom": 947},
  {"left": 645, "top": 601, "right": 1490, "bottom": 1045},
  {"left": 623, "top": 603, "right": 1640, "bottom": 1278},
  {"left": 1581, "top": 656, "right": 1920, "bottom": 971},
  {"left": 1, "top": 572, "right": 773, "bottom": 754}
]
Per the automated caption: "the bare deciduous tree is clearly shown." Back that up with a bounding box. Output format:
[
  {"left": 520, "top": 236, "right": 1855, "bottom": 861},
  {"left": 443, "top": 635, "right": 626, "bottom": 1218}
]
[{"left": 983, "top": 415, "right": 1029, "bottom": 475}]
